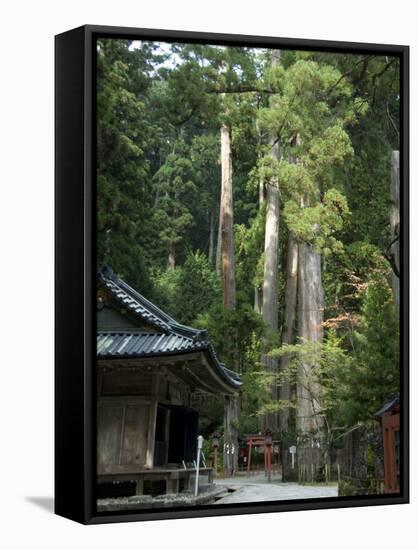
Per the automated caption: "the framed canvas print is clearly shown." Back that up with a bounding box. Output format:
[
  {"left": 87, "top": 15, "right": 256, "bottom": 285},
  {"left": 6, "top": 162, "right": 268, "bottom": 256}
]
[{"left": 55, "top": 25, "right": 409, "bottom": 524}]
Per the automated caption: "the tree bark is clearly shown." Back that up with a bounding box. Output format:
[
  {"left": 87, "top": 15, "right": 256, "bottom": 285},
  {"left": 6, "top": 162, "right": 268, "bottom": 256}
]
[
  {"left": 216, "top": 202, "right": 222, "bottom": 275},
  {"left": 390, "top": 150, "right": 400, "bottom": 311},
  {"left": 254, "top": 130, "right": 265, "bottom": 314},
  {"left": 254, "top": 287, "right": 262, "bottom": 314},
  {"left": 296, "top": 240, "right": 325, "bottom": 478},
  {"left": 224, "top": 395, "right": 240, "bottom": 477},
  {"left": 219, "top": 102, "right": 239, "bottom": 473},
  {"left": 167, "top": 244, "right": 175, "bottom": 270},
  {"left": 279, "top": 231, "right": 299, "bottom": 431},
  {"left": 259, "top": 141, "right": 280, "bottom": 432},
  {"left": 209, "top": 204, "right": 215, "bottom": 267},
  {"left": 253, "top": 178, "right": 265, "bottom": 314},
  {"left": 259, "top": 49, "right": 281, "bottom": 433},
  {"left": 220, "top": 122, "right": 236, "bottom": 309}
]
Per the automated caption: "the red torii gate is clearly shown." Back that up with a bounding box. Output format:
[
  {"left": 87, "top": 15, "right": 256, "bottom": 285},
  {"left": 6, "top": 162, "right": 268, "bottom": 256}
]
[{"left": 246, "top": 433, "right": 274, "bottom": 481}]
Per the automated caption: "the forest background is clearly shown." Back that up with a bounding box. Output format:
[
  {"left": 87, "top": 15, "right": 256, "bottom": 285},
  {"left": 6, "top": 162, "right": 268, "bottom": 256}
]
[{"left": 96, "top": 38, "right": 400, "bottom": 471}]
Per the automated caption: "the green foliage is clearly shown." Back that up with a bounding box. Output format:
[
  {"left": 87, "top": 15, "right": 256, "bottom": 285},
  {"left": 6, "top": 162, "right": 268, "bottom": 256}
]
[
  {"left": 151, "top": 150, "right": 197, "bottom": 266},
  {"left": 323, "top": 240, "right": 390, "bottom": 321},
  {"left": 152, "top": 250, "right": 221, "bottom": 324},
  {"left": 195, "top": 302, "right": 266, "bottom": 374},
  {"left": 96, "top": 40, "right": 401, "bottom": 449},
  {"left": 337, "top": 277, "right": 400, "bottom": 425},
  {"left": 264, "top": 272, "right": 399, "bottom": 433},
  {"left": 235, "top": 207, "right": 266, "bottom": 301},
  {"left": 96, "top": 39, "right": 157, "bottom": 294},
  {"left": 263, "top": 330, "right": 352, "bottom": 437},
  {"left": 283, "top": 188, "right": 350, "bottom": 254}
]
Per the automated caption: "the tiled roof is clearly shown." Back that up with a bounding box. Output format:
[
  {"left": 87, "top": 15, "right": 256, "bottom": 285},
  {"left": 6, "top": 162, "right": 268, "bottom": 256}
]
[
  {"left": 97, "top": 267, "right": 241, "bottom": 390},
  {"left": 374, "top": 395, "right": 400, "bottom": 417},
  {"left": 97, "top": 331, "right": 206, "bottom": 358},
  {"left": 98, "top": 266, "right": 207, "bottom": 340}
]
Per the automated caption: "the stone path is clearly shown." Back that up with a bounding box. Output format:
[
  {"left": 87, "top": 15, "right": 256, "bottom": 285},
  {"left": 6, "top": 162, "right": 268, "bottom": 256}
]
[{"left": 213, "top": 474, "right": 338, "bottom": 504}]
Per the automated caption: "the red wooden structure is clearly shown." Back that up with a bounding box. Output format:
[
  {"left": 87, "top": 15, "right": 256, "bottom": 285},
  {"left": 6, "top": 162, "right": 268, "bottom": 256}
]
[
  {"left": 375, "top": 396, "right": 400, "bottom": 493},
  {"left": 245, "top": 433, "right": 274, "bottom": 480}
]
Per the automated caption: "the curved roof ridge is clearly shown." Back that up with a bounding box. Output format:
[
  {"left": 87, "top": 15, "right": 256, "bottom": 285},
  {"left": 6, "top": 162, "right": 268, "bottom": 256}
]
[
  {"left": 97, "top": 267, "right": 241, "bottom": 391},
  {"left": 96, "top": 331, "right": 242, "bottom": 390},
  {"left": 98, "top": 266, "right": 207, "bottom": 340}
]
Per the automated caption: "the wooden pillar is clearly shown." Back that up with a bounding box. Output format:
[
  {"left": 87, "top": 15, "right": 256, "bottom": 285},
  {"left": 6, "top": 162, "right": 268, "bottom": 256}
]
[
  {"left": 166, "top": 477, "right": 179, "bottom": 494},
  {"left": 146, "top": 373, "right": 159, "bottom": 468},
  {"left": 135, "top": 478, "right": 144, "bottom": 496},
  {"left": 247, "top": 440, "right": 252, "bottom": 475},
  {"left": 213, "top": 446, "right": 218, "bottom": 474},
  {"left": 146, "top": 399, "right": 157, "bottom": 468},
  {"left": 264, "top": 444, "right": 268, "bottom": 477},
  {"left": 164, "top": 408, "right": 171, "bottom": 466},
  {"left": 382, "top": 413, "right": 400, "bottom": 493}
]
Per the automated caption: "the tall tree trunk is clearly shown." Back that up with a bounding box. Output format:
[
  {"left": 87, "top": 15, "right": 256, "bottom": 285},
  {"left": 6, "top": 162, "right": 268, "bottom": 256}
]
[
  {"left": 224, "top": 395, "right": 240, "bottom": 477},
  {"left": 254, "top": 130, "right": 265, "bottom": 314},
  {"left": 253, "top": 174, "right": 265, "bottom": 314},
  {"left": 219, "top": 113, "right": 239, "bottom": 474},
  {"left": 279, "top": 232, "right": 298, "bottom": 428},
  {"left": 259, "top": 49, "right": 281, "bottom": 433},
  {"left": 259, "top": 141, "right": 280, "bottom": 432},
  {"left": 167, "top": 244, "right": 175, "bottom": 270},
  {"left": 209, "top": 204, "right": 215, "bottom": 267},
  {"left": 259, "top": 177, "right": 265, "bottom": 208},
  {"left": 216, "top": 203, "right": 222, "bottom": 275},
  {"left": 278, "top": 232, "right": 299, "bottom": 480},
  {"left": 220, "top": 122, "right": 236, "bottom": 309},
  {"left": 296, "top": 240, "right": 325, "bottom": 480},
  {"left": 254, "top": 287, "right": 262, "bottom": 314},
  {"left": 390, "top": 150, "right": 400, "bottom": 311}
]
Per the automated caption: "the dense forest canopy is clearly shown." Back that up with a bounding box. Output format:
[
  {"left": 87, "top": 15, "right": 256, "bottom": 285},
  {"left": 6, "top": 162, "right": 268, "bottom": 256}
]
[{"left": 96, "top": 38, "right": 400, "bottom": 461}]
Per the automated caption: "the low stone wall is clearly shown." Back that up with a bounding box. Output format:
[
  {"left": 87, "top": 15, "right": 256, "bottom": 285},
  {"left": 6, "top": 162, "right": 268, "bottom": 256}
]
[{"left": 97, "top": 485, "right": 226, "bottom": 512}]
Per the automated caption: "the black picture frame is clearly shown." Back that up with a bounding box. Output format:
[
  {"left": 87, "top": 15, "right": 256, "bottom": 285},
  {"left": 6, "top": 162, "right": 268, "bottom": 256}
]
[{"left": 55, "top": 24, "right": 409, "bottom": 525}]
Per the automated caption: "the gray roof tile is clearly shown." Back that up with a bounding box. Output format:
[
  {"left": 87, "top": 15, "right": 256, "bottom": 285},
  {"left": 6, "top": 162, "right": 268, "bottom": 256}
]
[
  {"left": 97, "top": 332, "right": 205, "bottom": 358},
  {"left": 97, "top": 267, "right": 241, "bottom": 390}
]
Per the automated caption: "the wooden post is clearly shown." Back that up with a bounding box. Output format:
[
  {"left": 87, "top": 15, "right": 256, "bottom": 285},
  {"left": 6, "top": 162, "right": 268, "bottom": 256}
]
[
  {"left": 135, "top": 478, "right": 144, "bottom": 496},
  {"left": 145, "top": 400, "right": 157, "bottom": 468},
  {"left": 263, "top": 444, "right": 268, "bottom": 477},
  {"left": 247, "top": 440, "right": 252, "bottom": 475},
  {"left": 167, "top": 477, "right": 179, "bottom": 495},
  {"left": 214, "top": 446, "right": 218, "bottom": 475}
]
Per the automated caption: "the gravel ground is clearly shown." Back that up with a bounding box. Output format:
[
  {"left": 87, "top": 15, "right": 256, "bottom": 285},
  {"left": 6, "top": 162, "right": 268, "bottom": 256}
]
[
  {"left": 96, "top": 475, "right": 338, "bottom": 511},
  {"left": 213, "top": 474, "right": 338, "bottom": 504}
]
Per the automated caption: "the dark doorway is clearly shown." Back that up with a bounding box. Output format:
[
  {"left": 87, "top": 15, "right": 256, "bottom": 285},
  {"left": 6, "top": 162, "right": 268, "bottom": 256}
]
[
  {"left": 167, "top": 405, "right": 198, "bottom": 465},
  {"left": 154, "top": 405, "right": 169, "bottom": 467}
]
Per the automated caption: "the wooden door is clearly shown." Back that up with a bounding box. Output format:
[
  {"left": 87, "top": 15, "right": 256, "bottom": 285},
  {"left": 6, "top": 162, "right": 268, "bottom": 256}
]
[
  {"left": 120, "top": 404, "right": 148, "bottom": 466},
  {"left": 97, "top": 402, "right": 124, "bottom": 466},
  {"left": 97, "top": 401, "right": 149, "bottom": 467}
]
